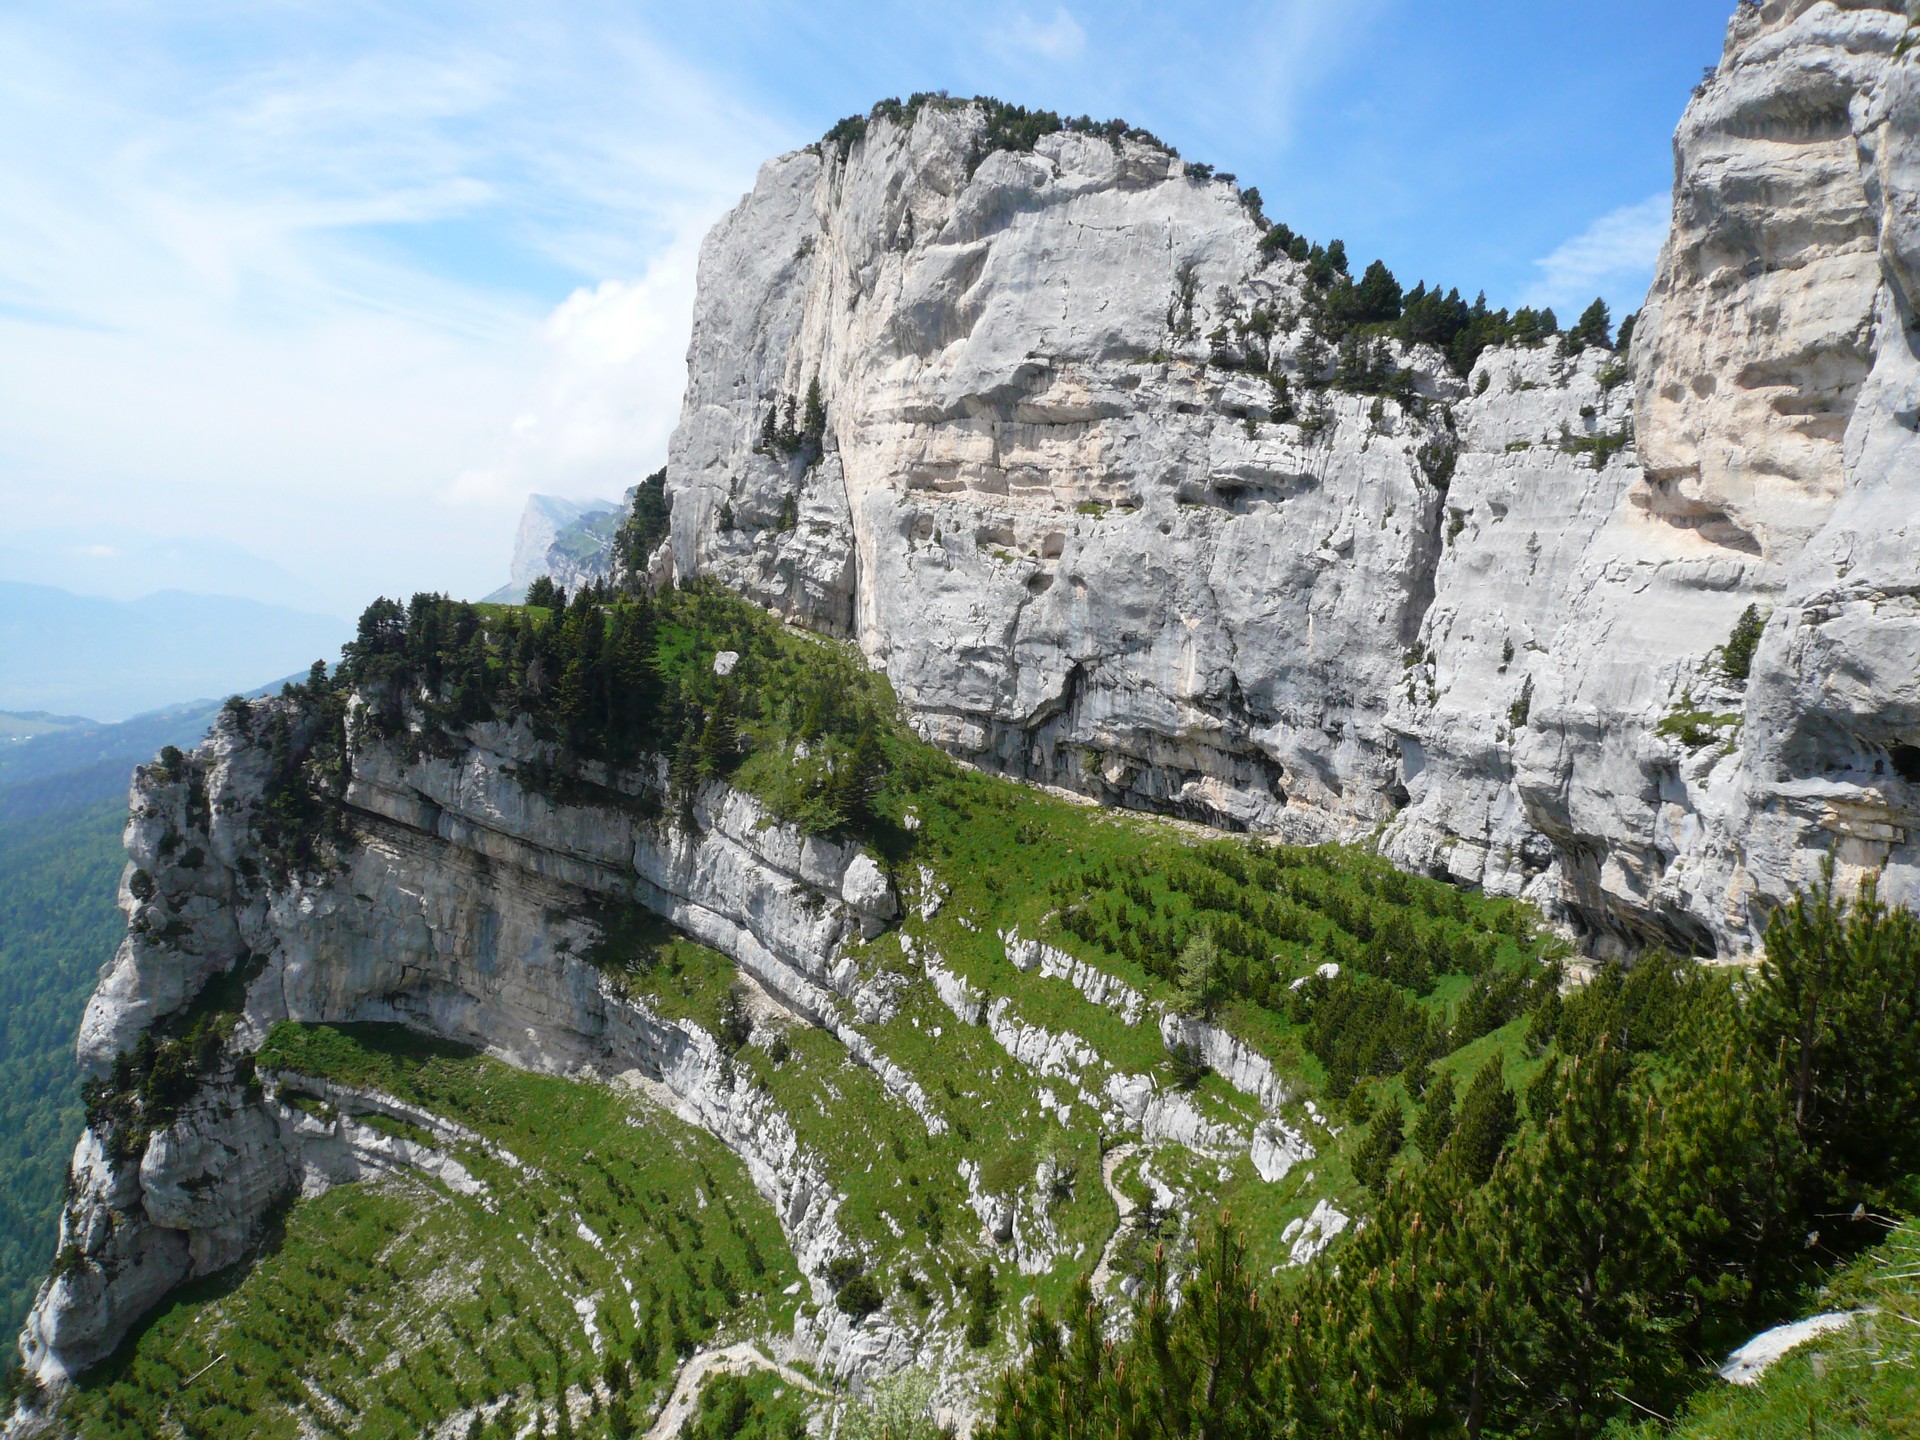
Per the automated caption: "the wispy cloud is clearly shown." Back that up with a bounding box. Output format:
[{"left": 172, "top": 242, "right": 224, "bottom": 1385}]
[
  {"left": 0, "top": 3, "right": 791, "bottom": 611},
  {"left": 1002, "top": 8, "right": 1088, "bottom": 64},
  {"left": 1522, "top": 194, "right": 1671, "bottom": 315}
]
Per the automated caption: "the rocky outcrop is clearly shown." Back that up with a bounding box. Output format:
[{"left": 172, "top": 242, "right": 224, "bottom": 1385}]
[
  {"left": 17, "top": 705, "right": 919, "bottom": 1394},
  {"left": 663, "top": 6, "right": 1920, "bottom": 955},
  {"left": 497, "top": 494, "right": 623, "bottom": 601},
  {"left": 1390, "top": 0, "right": 1920, "bottom": 955},
  {"left": 667, "top": 106, "right": 1453, "bottom": 842}
]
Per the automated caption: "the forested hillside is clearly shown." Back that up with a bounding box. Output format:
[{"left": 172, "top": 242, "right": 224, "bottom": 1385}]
[
  {"left": 0, "top": 698, "right": 231, "bottom": 1350},
  {"left": 0, "top": 800, "right": 125, "bottom": 1341},
  {"left": 14, "top": 570, "right": 1919, "bottom": 1439}
]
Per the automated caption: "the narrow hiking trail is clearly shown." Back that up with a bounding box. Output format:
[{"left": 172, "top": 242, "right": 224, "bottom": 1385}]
[
  {"left": 643, "top": 1340, "right": 826, "bottom": 1440},
  {"left": 1090, "top": 1142, "right": 1140, "bottom": 1297}
]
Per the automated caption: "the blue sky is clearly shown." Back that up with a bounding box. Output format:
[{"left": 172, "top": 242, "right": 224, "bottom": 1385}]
[{"left": 0, "top": 0, "right": 1737, "bottom": 615}]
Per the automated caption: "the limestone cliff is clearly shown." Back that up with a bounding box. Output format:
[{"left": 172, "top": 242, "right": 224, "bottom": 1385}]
[
  {"left": 14, "top": 3, "right": 1920, "bottom": 1431},
  {"left": 10, "top": 634, "right": 1360, "bottom": 1428},
  {"left": 1392, "top": 0, "right": 1920, "bottom": 955},
  {"left": 662, "top": 2, "right": 1920, "bottom": 956},
  {"left": 17, "top": 705, "right": 919, "bottom": 1396}
]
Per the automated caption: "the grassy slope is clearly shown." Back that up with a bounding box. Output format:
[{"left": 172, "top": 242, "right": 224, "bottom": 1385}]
[
  {"left": 0, "top": 799, "right": 126, "bottom": 1344},
  {"left": 40, "top": 595, "right": 1567, "bottom": 1434},
  {"left": 1636, "top": 1219, "right": 1920, "bottom": 1439},
  {"left": 60, "top": 1024, "right": 802, "bottom": 1440}
]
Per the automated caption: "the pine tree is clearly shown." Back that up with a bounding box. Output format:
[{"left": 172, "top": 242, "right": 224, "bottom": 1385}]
[
  {"left": 1284, "top": 1161, "right": 1521, "bottom": 1440},
  {"left": 1572, "top": 297, "right": 1612, "bottom": 350},
  {"left": 1648, "top": 1011, "right": 1811, "bottom": 1348},
  {"left": 1504, "top": 1041, "right": 1685, "bottom": 1438},
  {"left": 1448, "top": 1059, "right": 1517, "bottom": 1185},
  {"left": 802, "top": 378, "right": 827, "bottom": 453},
  {"left": 1354, "top": 1104, "right": 1405, "bottom": 1196},
  {"left": 1413, "top": 1067, "right": 1457, "bottom": 1158},
  {"left": 1746, "top": 866, "right": 1920, "bottom": 1202},
  {"left": 1175, "top": 929, "right": 1226, "bottom": 1018},
  {"left": 1352, "top": 258, "right": 1404, "bottom": 326}
]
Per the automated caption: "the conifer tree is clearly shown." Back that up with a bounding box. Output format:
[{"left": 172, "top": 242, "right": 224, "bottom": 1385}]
[
  {"left": 1448, "top": 1059, "right": 1517, "bottom": 1185},
  {"left": 1572, "top": 297, "right": 1612, "bottom": 350},
  {"left": 802, "top": 378, "right": 827, "bottom": 453},
  {"left": 1504, "top": 1040, "right": 1685, "bottom": 1437},
  {"left": 1413, "top": 1067, "right": 1457, "bottom": 1158},
  {"left": 1746, "top": 867, "right": 1920, "bottom": 1202},
  {"left": 1352, "top": 258, "right": 1404, "bottom": 326},
  {"left": 1354, "top": 1104, "right": 1405, "bottom": 1196},
  {"left": 1175, "top": 929, "right": 1226, "bottom": 1018}
]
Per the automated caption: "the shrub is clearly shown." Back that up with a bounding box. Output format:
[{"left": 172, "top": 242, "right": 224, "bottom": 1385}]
[
  {"left": 1167, "top": 1040, "right": 1210, "bottom": 1091},
  {"left": 1720, "top": 604, "right": 1766, "bottom": 682},
  {"left": 835, "top": 1272, "right": 883, "bottom": 1319},
  {"left": 716, "top": 984, "right": 752, "bottom": 1053}
]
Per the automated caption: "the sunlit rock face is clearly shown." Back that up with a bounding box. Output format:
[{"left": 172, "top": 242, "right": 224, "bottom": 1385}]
[
  {"left": 666, "top": 106, "right": 1457, "bottom": 843},
  {"left": 667, "top": 5, "right": 1920, "bottom": 955}
]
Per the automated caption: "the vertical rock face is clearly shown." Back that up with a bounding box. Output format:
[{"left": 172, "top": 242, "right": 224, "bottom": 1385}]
[
  {"left": 1510, "top": 0, "right": 1920, "bottom": 954},
  {"left": 667, "top": 7, "right": 1920, "bottom": 954},
  {"left": 16, "top": 711, "right": 912, "bottom": 1393},
  {"left": 506, "top": 493, "right": 624, "bottom": 598},
  {"left": 669, "top": 109, "right": 1457, "bottom": 840}
]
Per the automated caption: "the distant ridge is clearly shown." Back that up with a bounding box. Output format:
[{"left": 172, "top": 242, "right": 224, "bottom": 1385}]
[{"left": 0, "top": 583, "right": 349, "bottom": 721}]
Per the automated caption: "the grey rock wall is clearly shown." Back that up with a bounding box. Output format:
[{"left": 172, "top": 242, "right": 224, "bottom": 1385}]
[
  {"left": 663, "top": 6, "right": 1920, "bottom": 955},
  {"left": 16, "top": 709, "right": 919, "bottom": 1395}
]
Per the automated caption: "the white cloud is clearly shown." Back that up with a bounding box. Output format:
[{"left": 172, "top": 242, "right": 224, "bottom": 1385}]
[
  {"left": 1006, "top": 8, "right": 1088, "bottom": 63},
  {"left": 439, "top": 232, "right": 702, "bottom": 509},
  {"left": 1523, "top": 194, "right": 1671, "bottom": 315},
  {"left": 0, "top": 4, "right": 787, "bottom": 613}
]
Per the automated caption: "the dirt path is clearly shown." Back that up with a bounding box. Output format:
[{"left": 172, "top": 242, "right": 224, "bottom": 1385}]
[
  {"left": 644, "top": 1341, "right": 826, "bottom": 1440},
  {"left": 1090, "top": 1143, "right": 1140, "bottom": 1296}
]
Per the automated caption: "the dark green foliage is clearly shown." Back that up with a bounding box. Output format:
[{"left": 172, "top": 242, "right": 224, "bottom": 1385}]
[
  {"left": 757, "top": 386, "right": 827, "bottom": 469},
  {"left": 1165, "top": 1039, "right": 1209, "bottom": 1091},
  {"left": 80, "top": 1008, "right": 240, "bottom": 1161},
  {"left": 981, "top": 1221, "right": 1275, "bottom": 1440},
  {"left": 820, "top": 94, "right": 1171, "bottom": 174},
  {"left": 1720, "top": 603, "right": 1766, "bottom": 682},
  {"left": 834, "top": 1272, "right": 883, "bottom": 1319},
  {"left": 0, "top": 800, "right": 126, "bottom": 1341},
  {"left": 1570, "top": 297, "right": 1613, "bottom": 350},
  {"left": 1302, "top": 974, "right": 1438, "bottom": 1098},
  {"left": 1558, "top": 421, "right": 1634, "bottom": 469},
  {"left": 802, "top": 379, "right": 826, "bottom": 451},
  {"left": 612, "top": 468, "right": 671, "bottom": 587},
  {"left": 717, "top": 984, "right": 753, "bottom": 1053},
  {"left": 1447, "top": 1059, "right": 1518, "bottom": 1186},
  {"left": 1417, "top": 438, "right": 1457, "bottom": 492},
  {"left": 1174, "top": 929, "right": 1225, "bottom": 1018},
  {"left": 827, "top": 1255, "right": 882, "bottom": 1318},
  {"left": 962, "top": 1261, "right": 1000, "bottom": 1348},
  {"left": 1353, "top": 1104, "right": 1404, "bottom": 1196},
  {"left": 338, "top": 579, "right": 895, "bottom": 841},
  {"left": 249, "top": 667, "right": 352, "bottom": 884},
  {"left": 1508, "top": 676, "right": 1533, "bottom": 729},
  {"left": 983, "top": 874, "right": 1920, "bottom": 1440},
  {"left": 683, "top": 1372, "right": 810, "bottom": 1440},
  {"left": 1746, "top": 867, "right": 1920, "bottom": 1206},
  {"left": 526, "top": 576, "right": 563, "bottom": 611},
  {"left": 1412, "top": 1067, "right": 1457, "bottom": 1157},
  {"left": 1349, "top": 260, "right": 1404, "bottom": 327}
]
